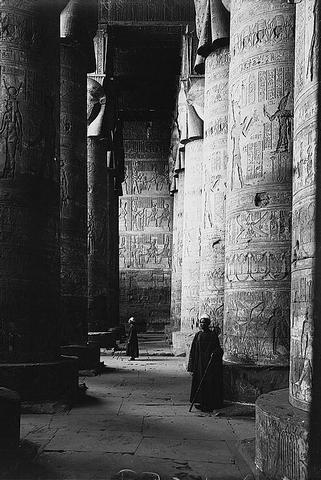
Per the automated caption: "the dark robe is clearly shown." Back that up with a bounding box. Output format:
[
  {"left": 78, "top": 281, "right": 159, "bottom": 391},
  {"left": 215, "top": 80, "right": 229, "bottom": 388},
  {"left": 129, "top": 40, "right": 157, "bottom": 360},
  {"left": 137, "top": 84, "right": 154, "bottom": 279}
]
[
  {"left": 126, "top": 324, "right": 139, "bottom": 358},
  {"left": 187, "top": 329, "right": 223, "bottom": 410}
]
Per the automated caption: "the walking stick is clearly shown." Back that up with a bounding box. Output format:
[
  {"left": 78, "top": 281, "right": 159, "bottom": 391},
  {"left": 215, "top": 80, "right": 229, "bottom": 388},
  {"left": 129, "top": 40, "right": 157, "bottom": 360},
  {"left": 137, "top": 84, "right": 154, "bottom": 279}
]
[{"left": 189, "top": 352, "right": 214, "bottom": 412}]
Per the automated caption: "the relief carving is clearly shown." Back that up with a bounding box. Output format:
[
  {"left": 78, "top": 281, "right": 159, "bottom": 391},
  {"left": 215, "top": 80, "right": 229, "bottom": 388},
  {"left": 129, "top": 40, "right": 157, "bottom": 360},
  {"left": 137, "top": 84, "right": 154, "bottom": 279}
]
[
  {"left": 0, "top": 81, "right": 23, "bottom": 178},
  {"left": 263, "top": 92, "right": 293, "bottom": 153},
  {"left": 230, "top": 99, "right": 252, "bottom": 190}
]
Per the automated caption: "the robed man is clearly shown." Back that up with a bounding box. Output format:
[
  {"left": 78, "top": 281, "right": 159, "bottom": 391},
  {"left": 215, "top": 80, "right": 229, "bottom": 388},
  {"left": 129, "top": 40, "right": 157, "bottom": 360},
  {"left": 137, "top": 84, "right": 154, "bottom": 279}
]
[
  {"left": 187, "top": 314, "right": 223, "bottom": 412},
  {"left": 126, "top": 317, "right": 139, "bottom": 361}
]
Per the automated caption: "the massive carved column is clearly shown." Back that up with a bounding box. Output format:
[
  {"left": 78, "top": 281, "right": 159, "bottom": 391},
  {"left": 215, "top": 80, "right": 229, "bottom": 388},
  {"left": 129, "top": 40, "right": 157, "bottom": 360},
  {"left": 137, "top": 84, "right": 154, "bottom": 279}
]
[
  {"left": 224, "top": 0, "right": 295, "bottom": 401},
  {"left": 256, "top": 2, "right": 321, "bottom": 479},
  {"left": 179, "top": 138, "right": 203, "bottom": 351},
  {"left": 194, "top": 2, "right": 229, "bottom": 334},
  {"left": 289, "top": 0, "right": 318, "bottom": 414},
  {"left": 60, "top": 1, "right": 94, "bottom": 345},
  {"left": 199, "top": 48, "right": 229, "bottom": 333},
  {"left": 179, "top": 79, "right": 204, "bottom": 351},
  {"left": 0, "top": 0, "right": 78, "bottom": 401},
  {"left": 87, "top": 79, "right": 109, "bottom": 335},
  {"left": 171, "top": 75, "right": 204, "bottom": 353},
  {"left": 59, "top": 0, "right": 101, "bottom": 369},
  {"left": 102, "top": 82, "right": 123, "bottom": 333},
  {"left": 87, "top": 77, "right": 121, "bottom": 345}
]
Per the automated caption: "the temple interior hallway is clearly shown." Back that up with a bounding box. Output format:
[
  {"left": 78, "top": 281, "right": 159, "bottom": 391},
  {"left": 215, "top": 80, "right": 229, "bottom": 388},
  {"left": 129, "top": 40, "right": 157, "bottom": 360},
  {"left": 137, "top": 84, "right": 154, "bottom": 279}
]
[{"left": 4, "top": 336, "right": 255, "bottom": 480}]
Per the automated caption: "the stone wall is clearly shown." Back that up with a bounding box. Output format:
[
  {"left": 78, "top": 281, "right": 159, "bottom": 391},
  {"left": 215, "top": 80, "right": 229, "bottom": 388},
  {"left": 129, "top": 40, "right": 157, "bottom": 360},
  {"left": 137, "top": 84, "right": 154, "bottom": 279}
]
[{"left": 119, "top": 119, "right": 172, "bottom": 331}]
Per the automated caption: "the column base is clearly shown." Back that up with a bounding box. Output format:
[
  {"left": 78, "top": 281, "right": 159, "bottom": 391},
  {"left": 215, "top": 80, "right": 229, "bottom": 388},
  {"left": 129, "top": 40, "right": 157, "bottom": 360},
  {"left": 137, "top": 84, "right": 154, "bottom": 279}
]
[
  {"left": 0, "top": 388, "right": 20, "bottom": 450},
  {"left": 171, "top": 331, "right": 195, "bottom": 356},
  {"left": 0, "top": 358, "right": 78, "bottom": 402},
  {"left": 60, "top": 344, "right": 101, "bottom": 370},
  {"left": 223, "top": 362, "right": 289, "bottom": 403},
  {"left": 88, "top": 331, "right": 117, "bottom": 349},
  {"left": 256, "top": 389, "right": 308, "bottom": 480}
]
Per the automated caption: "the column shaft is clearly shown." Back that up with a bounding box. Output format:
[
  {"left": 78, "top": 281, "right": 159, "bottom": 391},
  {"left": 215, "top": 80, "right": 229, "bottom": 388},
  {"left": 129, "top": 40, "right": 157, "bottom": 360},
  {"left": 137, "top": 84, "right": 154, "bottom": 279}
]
[
  {"left": 0, "top": 0, "right": 79, "bottom": 401},
  {"left": 180, "top": 139, "right": 203, "bottom": 348},
  {"left": 199, "top": 47, "right": 229, "bottom": 333},
  {"left": 0, "top": 1, "right": 64, "bottom": 363},
  {"left": 60, "top": 41, "right": 87, "bottom": 344},
  {"left": 87, "top": 137, "right": 109, "bottom": 332},
  {"left": 290, "top": 0, "right": 319, "bottom": 412},
  {"left": 224, "top": 0, "right": 295, "bottom": 370},
  {"left": 170, "top": 172, "right": 185, "bottom": 333}
]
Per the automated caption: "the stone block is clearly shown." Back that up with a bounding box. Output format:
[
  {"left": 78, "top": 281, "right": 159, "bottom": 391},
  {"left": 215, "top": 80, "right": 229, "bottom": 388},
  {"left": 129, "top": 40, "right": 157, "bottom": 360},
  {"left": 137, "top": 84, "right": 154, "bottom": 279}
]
[
  {"left": 256, "top": 389, "right": 308, "bottom": 480},
  {"left": 0, "top": 387, "right": 20, "bottom": 450},
  {"left": 0, "top": 358, "right": 78, "bottom": 402},
  {"left": 88, "top": 331, "right": 117, "bottom": 349},
  {"left": 60, "top": 344, "right": 100, "bottom": 370}
]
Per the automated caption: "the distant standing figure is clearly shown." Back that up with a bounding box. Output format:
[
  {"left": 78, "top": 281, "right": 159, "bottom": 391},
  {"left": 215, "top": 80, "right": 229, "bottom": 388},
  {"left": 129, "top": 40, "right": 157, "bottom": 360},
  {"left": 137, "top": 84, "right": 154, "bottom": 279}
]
[
  {"left": 126, "top": 317, "right": 139, "bottom": 361},
  {"left": 187, "top": 314, "right": 223, "bottom": 412}
]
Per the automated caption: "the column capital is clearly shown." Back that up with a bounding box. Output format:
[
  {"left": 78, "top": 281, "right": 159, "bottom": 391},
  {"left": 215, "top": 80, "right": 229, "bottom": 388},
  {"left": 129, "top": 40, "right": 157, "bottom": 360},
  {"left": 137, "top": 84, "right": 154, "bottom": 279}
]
[
  {"left": 61, "top": 0, "right": 98, "bottom": 72},
  {"left": 193, "top": 0, "right": 230, "bottom": 60}
]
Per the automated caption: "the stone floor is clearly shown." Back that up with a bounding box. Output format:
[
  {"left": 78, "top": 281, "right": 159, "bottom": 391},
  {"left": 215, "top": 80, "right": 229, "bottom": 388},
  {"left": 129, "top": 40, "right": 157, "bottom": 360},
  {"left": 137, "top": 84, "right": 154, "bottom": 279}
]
[{"left": 2, "top": 335, "right": 257, "bottom": 480}]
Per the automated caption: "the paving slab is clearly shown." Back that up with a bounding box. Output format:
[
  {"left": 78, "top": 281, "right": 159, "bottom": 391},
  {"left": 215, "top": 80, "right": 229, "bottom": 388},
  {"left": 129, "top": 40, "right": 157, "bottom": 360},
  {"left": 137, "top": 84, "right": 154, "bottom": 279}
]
[
  {"left": 136, "top": 438, "right": 236, "bottom": 464},
  {"left": 142, "top": 416, "right": 235, "bottom": 440},
  {"left": 50, "top": 413, "right": 144, "bottom": 433},
  {"left": 45, "top": 429, "right": 142, "bottom": 454}
]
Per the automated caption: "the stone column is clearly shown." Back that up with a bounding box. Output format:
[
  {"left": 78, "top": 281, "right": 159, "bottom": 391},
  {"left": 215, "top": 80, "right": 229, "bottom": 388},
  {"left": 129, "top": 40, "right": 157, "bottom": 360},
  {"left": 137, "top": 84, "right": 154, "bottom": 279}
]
[
  {"left": 199, "top": 47, "right": 229, "bottom": 334},
  {"left": 87, "top": 78, "right": 120, "bottom": 347},
  {"left": 179, "top": 138, "right": 203, "bottom": 353},
  {"left": 87, "top": 79, "right": 109, "bottom": 335},
  {"left": 223, "top": 0, "right": 295, "bottom": 402},
  {"left": 171, "top": 76, "right": 203, "bottom": 354},
  {"left": 60, "top": 2, "right": 90, "bottom": 345},
  {"left": 289, "top": 0, "right": 318, "bottom": 414},
  {"left": 256, "top": 2, "right": 320, "bottom": 479},
  {"left": 59, "top": 0, "right": 101, "bottom": 370},
  {"left": 102, "top": 82, "right": 122, "bottom": 334},
  {"left": 0, "top": 0, "right": 78, "bottom": 401},
  {"left": 169, "top": 122, "right": 185, "bottom": 341}
]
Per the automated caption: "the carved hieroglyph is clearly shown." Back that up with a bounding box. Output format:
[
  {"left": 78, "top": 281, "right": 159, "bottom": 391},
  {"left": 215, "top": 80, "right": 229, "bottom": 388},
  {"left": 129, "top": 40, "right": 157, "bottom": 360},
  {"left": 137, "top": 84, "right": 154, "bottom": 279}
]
[
  {"left": 224, "top": 0, "right": 295, "bottom": 365},
  {"left": 199, "top": 47, "right": 229, "bottom": 335},
  {"left": 0, "top": 0, "right": 67, "bottom": 363},
  {"left": 119, "top": 120, "right": 173, "bottom": 331},
  {"left": 180, "top": 139, "right": 203, "bottom": 338},
  {"left": 289, "top": 0, "right": 319, "bottom": 412},
  {"left": 170, "top": 172, "right": 185, "bottom": 332}
]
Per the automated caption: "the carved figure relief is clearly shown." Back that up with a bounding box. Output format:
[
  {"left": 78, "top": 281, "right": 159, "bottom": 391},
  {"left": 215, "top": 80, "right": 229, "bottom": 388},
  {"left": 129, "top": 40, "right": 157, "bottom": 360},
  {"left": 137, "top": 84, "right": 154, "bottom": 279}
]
[
  {"left": 60, "top": 158, "right": 70, "bottom": 208},
  {"left": 263, "top": 92, "right": 293, "bottom": 153},
  {"left": 87, "top": 210, "right": 95, "bottom": 255},
  {"left": 306, "top": 0, "right": 319, "bottom": 80},
  {"left": 158, "top": 202, "right": 171, "bottom": 227},
  {"left": 131, "top": 199, "right": 145, "bottom": 231},
  {"left": 230, "top": 100, "right": 252, "bottom": 190},
  {"left": 0, "top": 81, "right": 23, "bottom": 178},
  {"left": 119, "top": 200, "right": 128, "bottom": 231},
  {"left": 119, "top": 236, "right": 127, "bottom": 268},
  {"left": 132, "top": 160, "right": 144, "bottom": 194}
]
